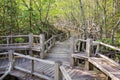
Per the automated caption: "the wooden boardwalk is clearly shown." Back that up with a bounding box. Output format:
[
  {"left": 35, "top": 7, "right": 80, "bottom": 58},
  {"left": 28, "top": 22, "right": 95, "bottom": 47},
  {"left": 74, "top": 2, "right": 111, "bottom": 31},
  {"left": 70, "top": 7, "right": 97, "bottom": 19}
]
[
  {"left": 61, "top": 65, "right": 106, "bottom": 80},
  {"left": 89, "top": 56, "right": 120, "bottom": 80},
  {"left": 0, "top": 34, "right": 120, "bottom": 80}
]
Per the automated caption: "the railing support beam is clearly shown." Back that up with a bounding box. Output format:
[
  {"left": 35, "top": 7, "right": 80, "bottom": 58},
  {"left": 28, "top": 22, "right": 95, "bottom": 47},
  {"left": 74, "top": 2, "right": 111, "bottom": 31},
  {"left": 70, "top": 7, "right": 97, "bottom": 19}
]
[
  {"left": 54, "top": 61, "right": 62, "bottom": 80},
  {"left": 39, "top": 34, "right": 45, "bottom": 59},
  {"left": 8, "top": 50, "right": 14, "bottom": 70},
  {"left": 85, "top": 39, "right": 93, "bottom": 70}
]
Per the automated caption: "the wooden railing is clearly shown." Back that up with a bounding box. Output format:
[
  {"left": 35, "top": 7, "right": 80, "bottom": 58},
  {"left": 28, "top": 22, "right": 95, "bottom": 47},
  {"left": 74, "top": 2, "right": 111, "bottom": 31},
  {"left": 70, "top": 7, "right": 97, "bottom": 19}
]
[
  {"left": 0, "top": 52, "right": 12, "bottom": 80},
  {"left": 0, "top": 33, "right": 68, "bottom": 58},
  {"left": 0, "top": 50, "right": 63, "bottom": 80},
  {"left": 0, "top": 34, "right": 40, "bottom": 47},
  {"left": 0, "top": 62, "right": 12, "bottom": 80},
  {"left": 73, "top": 38, "right": 120, "bottom": 57},
  {"left": 0, "top": 32, "right": 69, "bottom": 79},
  {"left": 74, "top": 39, "right": 87, "bottom": 52},
  {"left": 60, "top": 66, "right": 72, "bottom": 80},
  {"left": 44, "top": 35, "right": 56, "bottom": 53},
  {"left": 42, "top": 33, "right": 68, "bottom": 58}
]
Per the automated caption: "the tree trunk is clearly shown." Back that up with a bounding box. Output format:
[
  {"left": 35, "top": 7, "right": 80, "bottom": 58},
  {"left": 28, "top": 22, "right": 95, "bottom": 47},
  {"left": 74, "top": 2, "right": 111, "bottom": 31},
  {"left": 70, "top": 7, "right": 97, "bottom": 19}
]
[
  {"left": 102, "top": 0, "right": 107, "bottom": 38},
  {"left": 79, "top": 0, "right": 87, "bottom": 39},
  {"left": 2, "top": 0, "right": 6, "bottom": 28},
  {"left": 29, "top": 0, "right": 32, "bottom": 33},
  {"left": 111, "top": 20, "right": 120, "bottom": 45},
  {"left": 45, "top": 0, "right": 51, "bottom": 24}
]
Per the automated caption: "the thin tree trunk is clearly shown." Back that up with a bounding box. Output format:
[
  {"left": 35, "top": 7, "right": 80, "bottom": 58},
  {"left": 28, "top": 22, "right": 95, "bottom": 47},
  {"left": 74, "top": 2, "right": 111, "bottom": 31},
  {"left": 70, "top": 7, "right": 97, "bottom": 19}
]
[
  {"left": 10, "top": 0, "right": 13, "bottom": 35},
  {"left": 45, "top": 0, "right": 51, "bottom": 24},
  {"left": 79, "top": 0, "right": 87, "bottom": 39},
  {"left": 2, "top": 0, "right": 6, "bottom": 28},
  {"left": 29, "top": 0, "right": 32, "bottom": 33},
  {"left": 102, "top": 0, "right": 107, "bottom": 38},
  {"left": 111, "top": 20, "right": 120, "bottom": 45}
]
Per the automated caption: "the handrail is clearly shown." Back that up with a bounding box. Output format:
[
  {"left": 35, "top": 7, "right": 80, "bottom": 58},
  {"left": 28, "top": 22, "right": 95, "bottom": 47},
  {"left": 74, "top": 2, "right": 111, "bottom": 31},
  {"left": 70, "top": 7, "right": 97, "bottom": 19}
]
[
  {"left": 0, "top": 52, "right": 8, "bottom": 55},
  {"left": 44, "top": 35, "right": 56, "bottom": 53},
  {"left": 14, "top": 53, "right": 55, "bottom": 65},
  {"left": 44, "top": 33, "right": 66, "bottom": 53},
  {"left": 13, "top": 52, "right": 62, "bottom": 80},
  {"left": 100, "top": 42, "right": 120, "bottom": 51},
  {"left": 33, "top": 35, "right": 39, "bottom": 38},
  {"left": 0, "top": 62, "right": 12, "bottom": 80},
  {"left": 0, "top": 43, "right": 29, "bottom": 46},
  {"left": 0, "top": 35, "right": 29, "bottom": 38},
  {"left": 60, "top": 66, "right": 72, "bottom": 80},
  {"left": 44, "top": 35, "right": 56, "bottom": 44},
  {"left": 74, "top": 39, "right": 87, "bottom": 52},
  {"left": 77, "top": 39, "right": 87, "bottom": 42}
]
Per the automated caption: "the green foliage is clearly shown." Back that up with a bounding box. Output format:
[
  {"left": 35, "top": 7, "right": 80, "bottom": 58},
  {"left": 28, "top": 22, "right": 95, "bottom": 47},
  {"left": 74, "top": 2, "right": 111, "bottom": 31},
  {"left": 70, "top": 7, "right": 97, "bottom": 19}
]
[
  {"left": 115, "top": 53, "right": 120, "bottom": 62},
  {"left": 15, "top": 38, "right": 25, "bottom": 43}
]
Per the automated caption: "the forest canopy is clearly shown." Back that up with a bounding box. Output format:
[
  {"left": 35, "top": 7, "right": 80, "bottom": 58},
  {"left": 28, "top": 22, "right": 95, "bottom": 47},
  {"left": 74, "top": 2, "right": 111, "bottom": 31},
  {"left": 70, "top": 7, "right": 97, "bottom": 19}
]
[{"left": 0, "top": 0, "right": 120, "bottom": 43}]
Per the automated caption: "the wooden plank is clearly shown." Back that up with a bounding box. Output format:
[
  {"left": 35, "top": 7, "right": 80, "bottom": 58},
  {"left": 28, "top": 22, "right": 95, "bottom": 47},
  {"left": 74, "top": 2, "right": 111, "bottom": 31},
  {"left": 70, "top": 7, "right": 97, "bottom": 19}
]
[
  {"left": 86, "top": 39, "right": 92, "bottom": 57},
  {"left": 14, "top": 52, "right": 55, "bottom": 65},
  {"left": 3, "top": 43, "right": 29, "bottom": 45},
  {"left": 14, "top": 66, "right": 53, "bottom": 80},
  {"left": 60, "top": 66, "right": 72, "bottom": 80},
  {"left": 0, "top": 35, "right": 28, "bottom": 38},
  {"left": 0, "top": 45, "right": 30, "bottom": 50},
  {"left": 98, "top": 54, "right": 120, "bottom": 67},
  {"left": 34, "top": 61, "right": 52, "bottom": 73},
  {"left": 72, "top": 52, "right": 88, "bottom": 59},
  {"left": 0, "top": 62, "right": 12, "bottom": 80},
  {"left": 29, "top": 33, "right": 33, "bottom": 48},
  {"left": 0, "top": 52, "right": 8, "bottom": 55},
  {"left": 33, "top": 35, "right": 39, "bottom": 38},
  {"left": 54, "top": 61, "right": 62, "bottom": 80},
  {"left": 100, "top": 42, "right": 120, "bottom": 51},
  {"left": 77, "top": 39, "right": 87, "bottom": 42},
  {"left": 68, "top": 69, "right": 75, "bottom": 77},
  {"left": 88, "top": 57, "right": 120, "bottom": 80},
  {"left": 92, "top": 41, "right": 99, "bottom": 46},
  {"left": 39, "top": 34, "right": 45, "bottom": 59}
]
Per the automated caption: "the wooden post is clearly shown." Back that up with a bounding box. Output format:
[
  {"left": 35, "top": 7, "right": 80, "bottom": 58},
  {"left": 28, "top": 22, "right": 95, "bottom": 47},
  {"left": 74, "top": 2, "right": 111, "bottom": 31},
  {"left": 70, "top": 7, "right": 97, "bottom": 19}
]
[
  {"left": 95, "top": 44, "right": 100, "bottom": 54},
  {"left": 53, "top": 35, "right": 56, "bottom": 46},
  {"left": 29, "top": 50, "right": 34, "bottom": 74},
  {"left": 54, "top": 61, "right": 62, "bottom": 80},
  {"left": 29, "top": 33, "right": 34, "bottom": 73},
  {"left": 29, "top": 33, "right": 33, "bottom": 48},
  {"left": 39, "top": 34, "right": 45, "bottom": 59},
  {"left": 7, "top": 37, "right": 9, "bottom": 45},
  {"left": 8, "top": 50, "right": 14, "bottom": 70},
  {"left": 70, "top": 36, "right": 75, "bottom": 66},
  {"left": 86, "top": 39, "right": 92, "bottom": 57},
  {"left": 85, "top": 39, "right": 93, "bottom": 70},
  {"left": 81, "top": 42, "right": 85, "bottom": 51}
]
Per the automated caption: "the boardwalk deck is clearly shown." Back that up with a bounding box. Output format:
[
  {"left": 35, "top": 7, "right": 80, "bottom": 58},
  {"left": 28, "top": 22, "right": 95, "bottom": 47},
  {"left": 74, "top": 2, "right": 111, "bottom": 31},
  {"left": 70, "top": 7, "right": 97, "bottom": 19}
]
[
  {"left": 62, "top": 65, "right": 106, "bottom": 80},
  {"left": 0, "top": 34, "right": 120, "bottom": 80},
  {"left": 89, "top": 57, "right": 120, "bottom": 80},
  {"left": 72, "top": 52, "right": 88, "bottom": 59}
]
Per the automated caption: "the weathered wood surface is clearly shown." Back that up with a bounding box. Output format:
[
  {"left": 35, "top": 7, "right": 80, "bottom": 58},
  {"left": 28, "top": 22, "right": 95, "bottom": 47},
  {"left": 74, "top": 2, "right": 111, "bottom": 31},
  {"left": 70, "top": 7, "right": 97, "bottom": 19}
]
[
  {"left": 60, "top": 66, "right": 72, "bottom": 80},
  {"left": 10, "top": 70, "right": 42, "bottom": 80},
  {"left": 88, "top": 57, "right": 120, "bottom": 80},
  {"left": 62, "top": 65, "right": 106, "bottom": 80},
  {"left": 100, "top": 42, "right": 120, "bottom": 51},
  {"left": 0, "top": 45, "right": 30, "bottom": 50},
  {"left": 0, "top": 62, "right": 12, "bottom": 80},
  {"left": 0, "top": 57, "right": 55, "bottom": 80},
  {"left": 72, "top": 52, "right": 88, "bottom": 59},
  {"left": 1, "top": 35, "right": 120, "bottom": 80}
]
